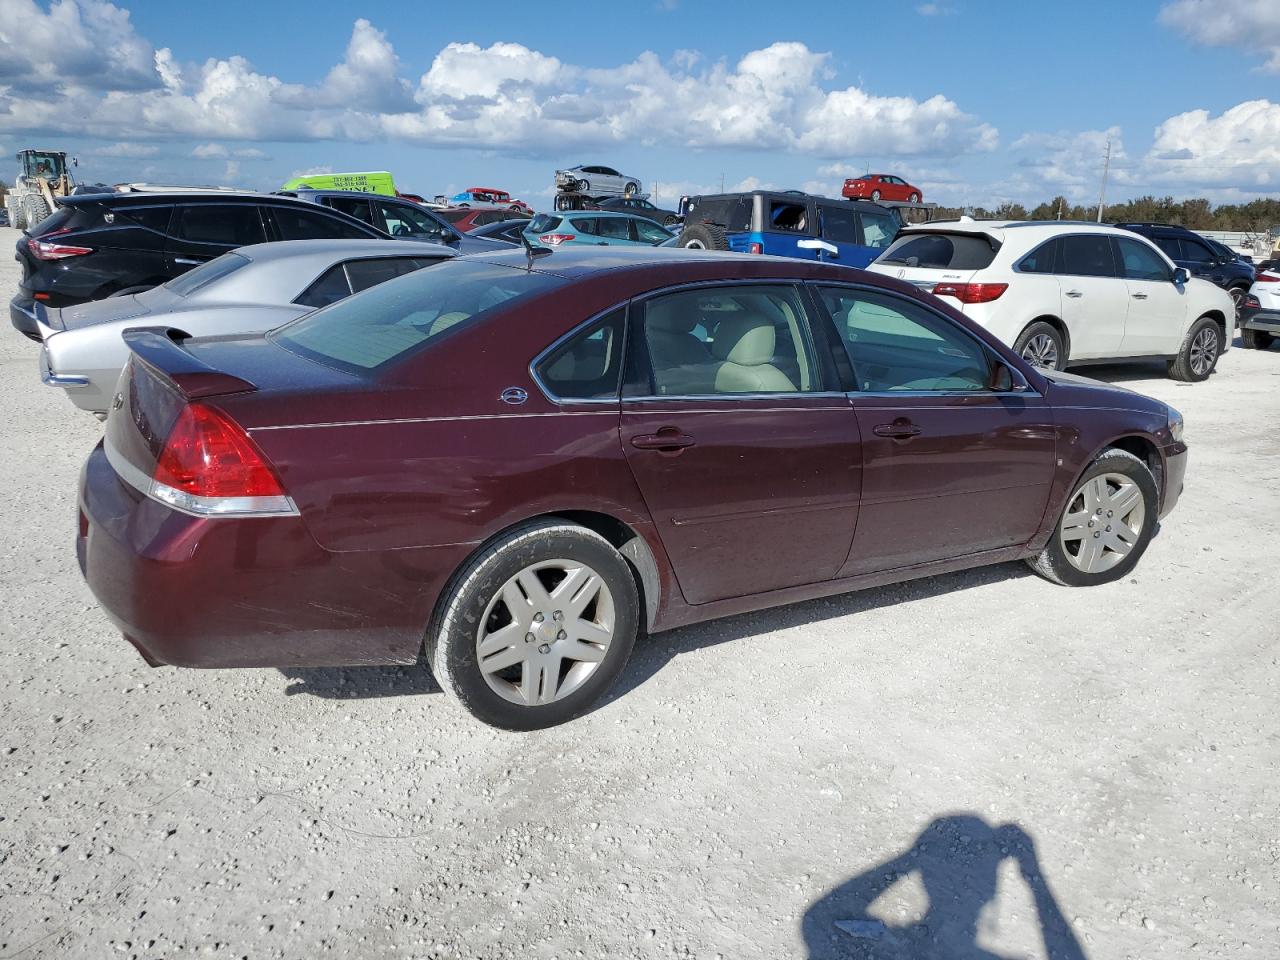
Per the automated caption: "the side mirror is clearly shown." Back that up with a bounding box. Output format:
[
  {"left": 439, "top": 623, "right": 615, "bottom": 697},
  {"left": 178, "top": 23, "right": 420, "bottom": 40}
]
[
  {"left": 989, "top": 361, "right": 1030, "bottom": 393},
  {"left": 1172, "top": 266, "right": 1190, "bottom": 285}
]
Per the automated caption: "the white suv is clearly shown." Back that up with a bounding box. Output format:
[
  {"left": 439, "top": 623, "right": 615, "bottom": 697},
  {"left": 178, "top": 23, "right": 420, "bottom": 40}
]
[{"left": 868, "top": 220, "right": 1233, "bottom": 381}]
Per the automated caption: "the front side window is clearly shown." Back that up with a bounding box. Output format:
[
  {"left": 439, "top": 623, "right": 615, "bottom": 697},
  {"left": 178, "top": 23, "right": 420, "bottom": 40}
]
[
  {"left": 375, "top": 200, "right": 450, "bottom": 241},
  {"left": 633, "top": 219, "right": 670, "bottom": 244},
  {"left": 858, "top": 208, "right": 899, "bottom": 249},
  {"left": 274, "top": 205, "right": 372, "bottom": 241},
  {"left": 821, "top": 206, "right": 860, "bottom": 245},
  {"left": 273, "top": 260, "right": 564, "bottom": 373},
  {"left": 595, "top": 217, "right": 631, "bottom": 240},
  {"left": 1116, "top": 237, "right": 1173, "bottom": 282},
  {"left": 637, "top": 285, "right": 818, "bottom": 396},
  {"left": 817, "top": 286, "right": 990, "bottom": 393},
  {"left": 1057, "top": 235, "right": 1118, "bottom": 278},
  {"left": 536, "top": 309, "right": 626, "bottom": 400},
  {"left": 175, "top": 205, "right": 267, "bottom": 246}
]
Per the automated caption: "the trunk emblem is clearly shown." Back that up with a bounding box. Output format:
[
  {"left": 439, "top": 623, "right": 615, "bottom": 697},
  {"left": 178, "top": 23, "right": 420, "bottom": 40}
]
[
  {"left": 500, "top": 387, "right": 528, "bottom": 405},
  {"left": 112, "top": 392, "right": 124, "bottom": 410}
]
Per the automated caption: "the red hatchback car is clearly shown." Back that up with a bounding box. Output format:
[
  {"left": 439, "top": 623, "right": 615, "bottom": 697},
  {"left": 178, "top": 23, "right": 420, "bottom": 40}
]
[
  {"left": 842, "top": 174, "right": 923, "bottom": 203},
  {"left": 78, "top": 249, "right": 1186, "bottom": 729}
]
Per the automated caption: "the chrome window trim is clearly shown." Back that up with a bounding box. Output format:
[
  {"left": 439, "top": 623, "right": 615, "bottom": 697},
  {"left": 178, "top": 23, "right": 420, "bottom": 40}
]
[
  {"left": 528, "top": 304, "right": 629, "bottom": 406},
  {"left": 103, "top": 435, "right": 300, "bottom": 518}
]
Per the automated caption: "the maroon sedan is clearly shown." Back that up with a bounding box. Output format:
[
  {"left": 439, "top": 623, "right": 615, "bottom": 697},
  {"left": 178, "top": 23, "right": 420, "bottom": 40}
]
[{"left": 78, "top": 249, "right": 1187, "bottom": 729}]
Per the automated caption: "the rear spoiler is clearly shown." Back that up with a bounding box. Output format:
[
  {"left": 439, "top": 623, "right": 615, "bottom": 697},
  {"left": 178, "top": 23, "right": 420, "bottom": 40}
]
[{"left": 121, "top": 327, "right": 257, "bottom": 399}]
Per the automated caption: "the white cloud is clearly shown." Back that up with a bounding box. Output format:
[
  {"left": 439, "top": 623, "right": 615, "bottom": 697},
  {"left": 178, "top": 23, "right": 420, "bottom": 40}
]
[
  {"left": 89, "top": 142, "right": 159, "bottom": 158},
  {"left": 0, "top": 21, "right": 997, "bottom": 161},
  {"left": 1160, "top": 0, "right": 1280, "bottom": 72},
  {"left": 917, "top": 3, "right": 957, "bottom": 15},
  {"left": 1010, "top": 127, "right": 1129, "bottom": 200},
  {"left": 190, "top": 143, "right": 270, "bottom": 160},
  {"left": 0, "top": 0, "right": 157, "bottom": 91},
  {"left": 1146, "top": 100, "right": 1280, "bottom": 189}
]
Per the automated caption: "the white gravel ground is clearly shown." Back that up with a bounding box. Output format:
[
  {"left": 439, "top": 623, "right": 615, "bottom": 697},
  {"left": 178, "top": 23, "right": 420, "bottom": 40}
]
[{"left": 0, "top": 224, "right": 1277, "bottom": 960}]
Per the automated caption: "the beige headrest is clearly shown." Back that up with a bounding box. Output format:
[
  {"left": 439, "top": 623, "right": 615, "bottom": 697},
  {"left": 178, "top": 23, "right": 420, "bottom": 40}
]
[
  {"left": 712, "top": 314, "right": 775, "bottom": 366},
  {"left": 647, "top": 299, "right": 699, "bottom": 334}
]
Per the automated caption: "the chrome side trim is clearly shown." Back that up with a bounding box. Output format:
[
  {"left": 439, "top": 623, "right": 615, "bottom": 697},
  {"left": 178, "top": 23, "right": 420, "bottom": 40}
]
[
  {"left": 103, "top": 437, "right": 299, "bottom": 518},
  {"left": 38, "top": 345, "right": 90, "bottom": 388}
]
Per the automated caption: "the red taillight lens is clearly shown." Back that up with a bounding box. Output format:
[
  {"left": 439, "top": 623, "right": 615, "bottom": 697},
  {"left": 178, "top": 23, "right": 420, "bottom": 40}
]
[
  {"left": 931, "top": 282, "right": 1009, "bottom": 304},
  {"left": 748, "top": 242, "right": 763, "bottom": 254},
  {"left": 153, "top": 403, "right": 285, "bottom": 500},
  {"left": 1256, "top": 272, "right": 1279, "bottom": 282},
  {"left": 27, "top": 237, "right": 93, "bottom": 261},
  {"left": 539, "top": 233, "right": 575, "bottom": 246},
  {"left": 1245, "top": 295, "right": 1261, "bottom": 308}
]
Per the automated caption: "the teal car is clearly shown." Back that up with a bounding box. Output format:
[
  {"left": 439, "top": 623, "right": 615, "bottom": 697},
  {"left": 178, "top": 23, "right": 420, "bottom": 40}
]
[{"left": 524, "top": 211, "right": 673, "bottom": 248}]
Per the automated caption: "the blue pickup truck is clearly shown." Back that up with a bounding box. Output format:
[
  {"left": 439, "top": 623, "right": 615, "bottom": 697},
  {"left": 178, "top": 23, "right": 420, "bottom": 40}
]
[{"left": 674, "top": 190, "right": 901, "bottom": 267}]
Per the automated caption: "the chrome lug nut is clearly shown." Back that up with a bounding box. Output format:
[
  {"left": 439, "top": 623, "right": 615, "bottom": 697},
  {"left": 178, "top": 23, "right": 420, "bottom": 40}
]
[
  {"left": 552, "top": 610, "right": 563, "bottom": 621},
  {"left": 525, "top": 632, "right": 535, "bottom": 643},
  {"left": 538, "top": 643, "right": 551, "bottom": 654},
  {"left": 556, "top": 630, "right": 567, "bottom": 641},
  {"left": 532, "top": 612, "right": 544, "bottom": 623}
]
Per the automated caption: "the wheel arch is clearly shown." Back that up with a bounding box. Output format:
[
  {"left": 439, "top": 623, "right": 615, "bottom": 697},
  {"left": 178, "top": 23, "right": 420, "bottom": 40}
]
[
  {"left": 425, "top": 510, "right": 661, "bottom": 652},
  {"left": 1020, "top": 315, "right": 1071, "bottom": 360},
  {"left": 1197, "top": 308, "right": 1229, "bottom": 344},
  {"left": 1100, "top": 434, "right": 1165, "bottom": 510}
]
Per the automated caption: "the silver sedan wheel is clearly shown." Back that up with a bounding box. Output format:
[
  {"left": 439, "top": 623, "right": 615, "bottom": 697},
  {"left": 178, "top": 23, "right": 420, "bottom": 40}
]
[
  {"left": 1190, "top": 326, "right": 1219, "bottom": 377},
  {"left": 1059, "top": 472, "right": 1146, "bottom": 574},
  {"left": 475, "top": 559, "right": 615, "bottom": 706},
  {"left": 1021, "top": 334, "right": 1059, "bottom": 369}
]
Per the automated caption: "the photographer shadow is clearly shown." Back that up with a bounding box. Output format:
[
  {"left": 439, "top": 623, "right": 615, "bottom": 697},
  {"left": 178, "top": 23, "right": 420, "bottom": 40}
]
[{"left": 802, "top": 814, "right": 1087, "bottom": 960}]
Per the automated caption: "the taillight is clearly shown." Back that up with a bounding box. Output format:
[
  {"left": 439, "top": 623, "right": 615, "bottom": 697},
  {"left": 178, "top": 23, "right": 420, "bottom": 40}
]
[
  {"left": 27, "top": 237, "right": 93, "bottom": 261},
  {"left": 748, "top": 242, "right": 763, "bottom": 254},
  {"left": 1256, "top": 272, "right": 1279, "bottom": 282},
  {"left": 931, "top": 282, "right": 1009, "bottom": 304},
  {"left": 539, "top": 233, "right": 575, "bottom": 246},
  {"left": 151, "top": 403, "right": 295, "bottom": 516},
  {"left": 1245, "top": 295, "right": 1261, "bottom": 308}
]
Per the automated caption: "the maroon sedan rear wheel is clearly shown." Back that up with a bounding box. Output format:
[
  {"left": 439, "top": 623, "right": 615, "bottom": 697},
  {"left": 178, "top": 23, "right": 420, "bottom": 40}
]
[{"left": 426, "top": 520, "right": 639, "bottom": 730}]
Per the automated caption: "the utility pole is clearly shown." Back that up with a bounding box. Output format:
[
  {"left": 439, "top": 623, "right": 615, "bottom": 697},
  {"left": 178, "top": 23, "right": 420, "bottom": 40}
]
[
  {"left": 719, "top": 173, "right": 725, "bottom": 193},
  {"left": 1096, "top": 138, "right": 1111, "bottom": 223}
]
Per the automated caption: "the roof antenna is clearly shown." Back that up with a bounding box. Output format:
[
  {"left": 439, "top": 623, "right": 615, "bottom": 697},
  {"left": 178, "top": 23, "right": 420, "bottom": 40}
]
[{"left": 519, "top": 229, "right": 551, "bottom": 270}]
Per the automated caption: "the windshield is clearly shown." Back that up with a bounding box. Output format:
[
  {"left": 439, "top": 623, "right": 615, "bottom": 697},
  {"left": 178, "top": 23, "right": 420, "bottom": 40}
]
[
  {"left": 163, "top": 253, "right": 252, "bottom": 297},
  {"left": 877, "top": 232, "right": 1000, "bottom": 269},
  {"left": 272, "top": 259, "right": 565, "bottom": 374},
  {"left": 23, "top": 152, "right": 65, "bottom": 180}
]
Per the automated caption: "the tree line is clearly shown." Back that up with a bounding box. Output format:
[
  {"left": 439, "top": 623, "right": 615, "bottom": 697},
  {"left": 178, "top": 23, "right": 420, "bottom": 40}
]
[{"left": 921, "top": 195, "right": 1280, "bottom": 236}]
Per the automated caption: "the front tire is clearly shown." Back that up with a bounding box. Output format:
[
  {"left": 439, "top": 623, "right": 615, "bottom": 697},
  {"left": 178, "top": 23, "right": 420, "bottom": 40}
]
[
  {"left": 1242, "top": 328, "right": 1275, "bottom": 350},
  {"left": 1027, "top": 448, "right": 1158, "bottom": 587},
  {"left": 426, "top": 520, "right": 639, "bottom": 730},
  {"left": 907, "top": 192, "right": 920, "bottom": 203},
  {"left": 1168, "top": 316, "right": 1221, "bottom": 382},
  {"left": 9, "top": 194, "right": 28, "bottom": 231},
  {"left": 870, "top": 189, "right": 881, "bottom": 201},
  {"left": 1014, "top": 321, "right": 1065, "bottom": 370},
  {"left": 1228, "top": 286, "right": 1247, "bottom": 326},
  {"left": 23, "top": 194, "right": 50, "bottom": 230}
]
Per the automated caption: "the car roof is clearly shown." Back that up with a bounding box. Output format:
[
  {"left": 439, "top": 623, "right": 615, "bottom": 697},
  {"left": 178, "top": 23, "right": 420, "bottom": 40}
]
[
  {"left": 279, "top": 189, "right": 415, "bottom": 203},
  {"left": 554, "top": 210, "right": 663, "bottom": 221},
  {"left": 900, "top": 219, "right": 1137, "bottom": 242},
  {"left": 462, "top": 246, "right": 860, "bottom": 280},
  {"left": 63, "top": 190, "right": 307, "bottom": 207}
]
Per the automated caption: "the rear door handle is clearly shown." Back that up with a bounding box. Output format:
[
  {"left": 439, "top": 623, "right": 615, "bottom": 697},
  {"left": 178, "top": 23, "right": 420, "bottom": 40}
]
[
  {"left": 872, "top": 420, "right": 922, "bottom": 441},
  {"left": 1065, "top": 290, "right": 1084, "bottom": 298},
  {"left": 173, "top": 257, "right": 205, "bottom": 265},
  {"left": 1131, "top": 293, "right": 1148, "bottom": 300},
  {"left": 631, "top": 429, "right": 696, "bottom": 451}
]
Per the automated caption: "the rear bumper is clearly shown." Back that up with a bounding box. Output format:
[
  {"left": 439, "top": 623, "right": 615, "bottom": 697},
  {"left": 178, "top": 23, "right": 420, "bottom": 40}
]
[
  {"left": 1159, "top": 442, "right": 1187, "bottom": 520},
  {"left": 78, "top": 441, "right": 469, "bottom": 669},
  {"left": 9, "top": 295, "right": 39, "bottom": 340},
  {"left": 1242, "top": 307, "right": 1280, "bottom": 334}
]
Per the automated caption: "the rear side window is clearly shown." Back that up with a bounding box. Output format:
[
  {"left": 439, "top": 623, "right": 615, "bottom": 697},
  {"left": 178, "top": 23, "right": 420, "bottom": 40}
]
[
  {"left": 1180, "top": 237, "right": 1217, "bottom": 264},
  {"left": 295, "top": 257, "right": 438, "bottom": 309},
  {"left": 1058, "top": 235, "right": 1118, "bottom": 277},
  {"left": 684, "top": 197, "right": 752, "bottom": 232},
  {"left": 119, "top": 205, "right": 173, "bottom": 233},
  {"left": 164, "top": 253, "right": 251, "bottom": 297},
  {"left": 273, "top": 205, "right": 373, "bottom": 240},
  {"left": 1152, "top": 235, "right": 1182, "bottom": 260},
  {"left": 595, "top": 217, "right": 631, "bottom": 240},
  {"left": 529, "top": 214, "right": 561, "bottom": 233},
  {"left": 295, "top": 264, "right": 352, "bottom": 309},
  {"left": 175, "top": 205, "right": 267, "bottom": 246},
  {"left": 536, "top": 309, "right": 626, "bottom": 400},
  {"left": 878, "top": 232, "right": 998, "bottom": 269},
  {"left": 857, "top": 208, "right": 899, "bottom": 250},
  {"left": 767, "top": 201, "right": 809, "bottom": 234},
  {"left": 570, "top": 217, "right": 599, "bottom": 235},
  {"left": 273, "top": 260, "right": 565, "bottom": 373},
  {"left": 1018, "top": 239, "right": 1059, "bottom": 274}
]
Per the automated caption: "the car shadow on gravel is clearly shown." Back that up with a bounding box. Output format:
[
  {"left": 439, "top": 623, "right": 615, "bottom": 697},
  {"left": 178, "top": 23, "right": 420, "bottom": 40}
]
[
  {"left": 607, "top": 560, "right": 1034, "bottom": 705},
  {"left": 1065, "top": 360, "right": 1175, "bottom": 383},
  {"left": 801, "top": 814, "right": 1088, "bottom": 959},
  {"left": 279, "top": 662, "right": 441, "bottom": 699}
]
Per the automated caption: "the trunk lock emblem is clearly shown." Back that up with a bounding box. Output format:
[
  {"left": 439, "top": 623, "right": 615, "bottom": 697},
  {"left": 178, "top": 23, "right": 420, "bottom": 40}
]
[{"left": 500, "top": 387, "right": 528, "bottom": 405}]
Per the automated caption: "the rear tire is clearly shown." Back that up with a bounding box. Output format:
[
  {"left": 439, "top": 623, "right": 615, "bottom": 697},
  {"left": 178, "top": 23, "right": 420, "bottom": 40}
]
[
  {"left": 1014, "top": 321, "right": 1066, "bottom": 370},
  {"left": 676, "top": 223, "right": 729, "bottom": 251},
  {"left": 1027, "top": 448, "right": 1158, "bottom": 587},
  {"left": 870, "top": 189, "right": 881, "bottom": 201},
  {"left": 1168, "top": 316, "right": 1221, "bottom": 382},
  {"left": 426, "top": 520, "right": 639, "bottom": 730},
  {"left": 624, "top": 182, "right": 640, "bottom": 197},
  {"left": 23, "top": 195, "right": 50, "bottom": 230},
  {"left": 908, "top": 192, "right": 920, "bottom": 203},
  {"left": 1242, "top": 328, "right": 1275, "bottom": 350}
]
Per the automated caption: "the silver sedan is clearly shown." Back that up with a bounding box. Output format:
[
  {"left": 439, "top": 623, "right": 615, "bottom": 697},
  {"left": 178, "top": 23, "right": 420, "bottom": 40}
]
[
  {"left": 38, "top": 238, "right": 454, "bottom": 416},
  {"left": 554, "top": 165, "right": 644, "bottom": 198}
]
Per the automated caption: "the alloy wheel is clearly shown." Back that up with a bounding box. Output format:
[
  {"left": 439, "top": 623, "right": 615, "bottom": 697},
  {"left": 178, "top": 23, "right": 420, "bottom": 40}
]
[
  {"left": 1190, "top": 326, "right": 1219, "bottom": 376},
  {"left": 1229, "top": 288, "right": 1244, "bottom": 325},
  {"left": 1059, "top": 473, "right": 1146, "bottom": 574},
  {"left": 475, "top": 559, "right": 615, "bottom": 706},
  {"left": 1021, "top": 333, "right": 1059, "bottom": 369}
]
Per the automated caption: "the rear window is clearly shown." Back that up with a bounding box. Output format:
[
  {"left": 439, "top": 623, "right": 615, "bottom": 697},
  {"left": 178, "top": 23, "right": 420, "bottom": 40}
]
[
  {"left": 877, "top": 232, "right": 999, "bottom": 269},
  {"left": 163, "top": 253, "right": 251, "bottom": 296},
  {"left": 272, "top": 260, "right": 565, "bottom": 373},
  {"left": 684, "top": 197, "right": 752, "bottom": 232}
]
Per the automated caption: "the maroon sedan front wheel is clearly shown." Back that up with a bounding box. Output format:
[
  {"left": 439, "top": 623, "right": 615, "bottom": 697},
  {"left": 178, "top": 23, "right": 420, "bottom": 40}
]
[{"left": 426, "top": 520, "right": 639, "bottom": 730}]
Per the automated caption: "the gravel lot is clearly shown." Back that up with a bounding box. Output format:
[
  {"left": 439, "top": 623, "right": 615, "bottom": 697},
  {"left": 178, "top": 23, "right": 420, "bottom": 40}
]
[{"left": 1, "top": 224, "right": 1277, "bottom": 960}]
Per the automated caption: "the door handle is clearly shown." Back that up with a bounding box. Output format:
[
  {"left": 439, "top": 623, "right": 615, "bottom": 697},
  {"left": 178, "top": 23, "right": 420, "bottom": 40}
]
[
  {"left": 1065, "top": 290, "right": 1084, "bottom": 298},
  {"left": 631, "top": 429, "right": 696, "bottom": 452},
  {"left": 872, "top": 420, "right": 922, "bottom": 441},
  {"left": 1131, "top": 293, "right": 1148, "bottom": 300},
  {"left": 173, "top": 257, "right": 205, "bottom": 265}
]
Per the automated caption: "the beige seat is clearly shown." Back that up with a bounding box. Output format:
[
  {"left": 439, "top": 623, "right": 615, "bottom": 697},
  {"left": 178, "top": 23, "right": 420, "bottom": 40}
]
[
  {"left": 646, "top": 299, "right": 715, "bottom": 394},
  {"left": 711, "top": 314, "right": 796, "bottom": 393}
]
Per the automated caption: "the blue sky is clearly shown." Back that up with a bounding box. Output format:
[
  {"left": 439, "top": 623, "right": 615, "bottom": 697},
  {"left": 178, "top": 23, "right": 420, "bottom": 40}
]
[{"left": 2, "top": 0, "right": 1278, "bottom": 209}]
